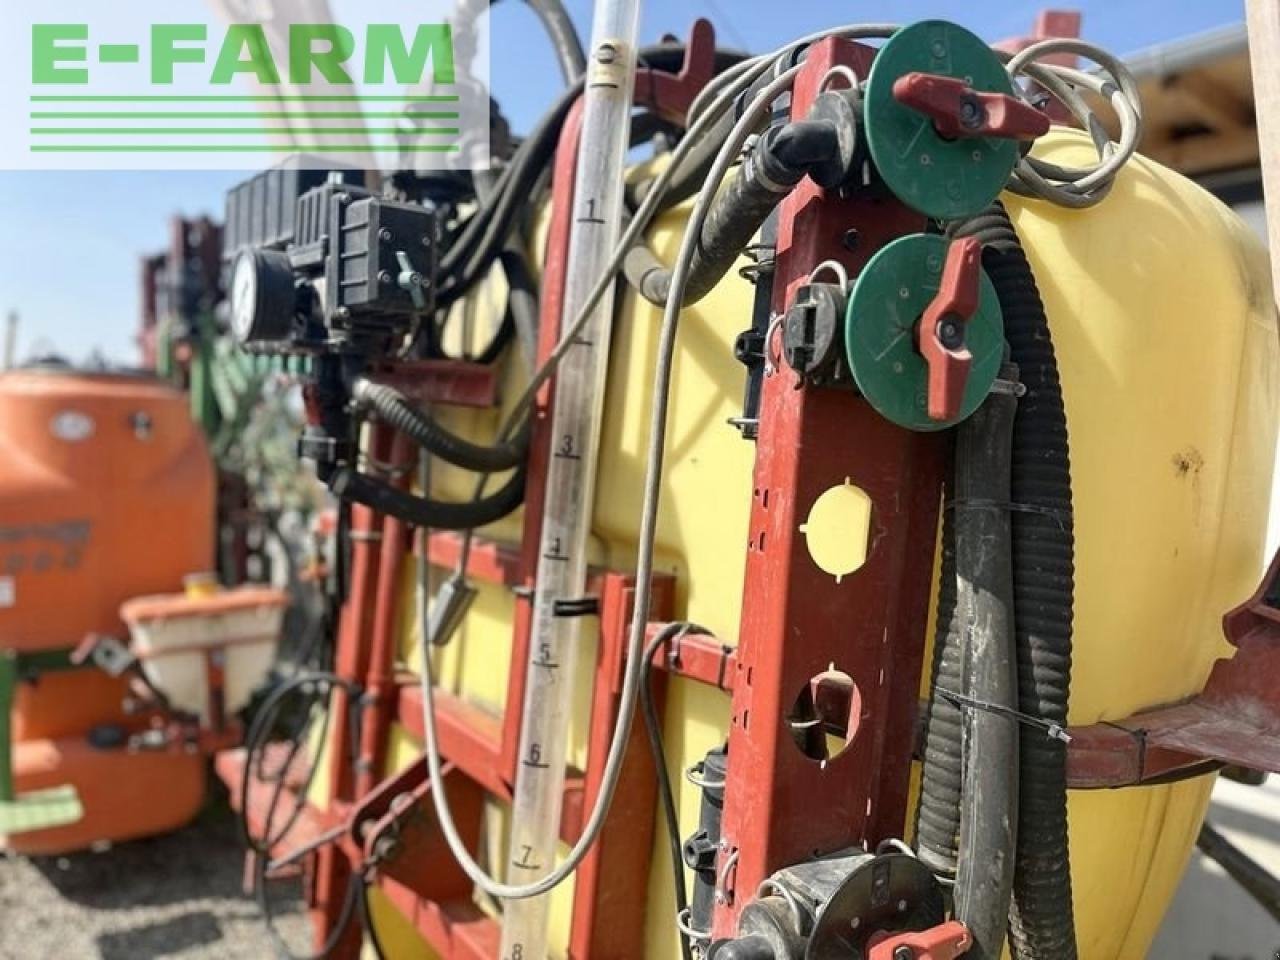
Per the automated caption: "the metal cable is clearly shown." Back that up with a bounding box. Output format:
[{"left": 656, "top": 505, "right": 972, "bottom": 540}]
[{"left": 1002, "top": 38, "right": 1144, "bottom": 207}]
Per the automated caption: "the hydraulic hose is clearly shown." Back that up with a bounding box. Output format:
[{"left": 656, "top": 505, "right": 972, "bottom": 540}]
[
  {"left": 353, "top": 379, "right": 529, "bottom": 474},
  {"left": 437, "top": 44, "right": 750, "bottom": 310},
  {"left": 916, "top": 499, "right": 964, "bottom": 877},
  {"left": 951, "top": 203, "right": 1078, "bottom": 959},
  {"left": 524, "top": 0, "right": 586, "bottom": 82},
  {"left": 623, "top": 116, "right": 845, "bottom": 307},
  {"left": 951, "top": 375, "right": 1020, "bottom": 960},
  {"left": 326, "top": 463, "right": 527, "bottom": 532}
]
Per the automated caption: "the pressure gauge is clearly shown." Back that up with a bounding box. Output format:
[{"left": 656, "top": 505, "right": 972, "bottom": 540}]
[{"left": 228, "top": 248, "right": 297, "bottom": 345}]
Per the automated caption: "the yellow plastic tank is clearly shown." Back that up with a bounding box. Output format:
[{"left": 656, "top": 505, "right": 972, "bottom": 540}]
[{"left": 376, "top": 129, "right": 1278, "bottom": 959}]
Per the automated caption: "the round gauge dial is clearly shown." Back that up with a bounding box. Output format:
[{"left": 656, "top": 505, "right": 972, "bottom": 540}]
[
  {"left": 227, "top": 248, "right": 296, "bottom": 346},
  {"left": 229, "top": 250, "right": 260, "bottom": 343}
]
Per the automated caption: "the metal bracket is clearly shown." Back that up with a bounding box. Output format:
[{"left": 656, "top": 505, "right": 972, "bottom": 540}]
[{"left": 1067, "top": 547, "right": 1280, "bottom": 786}]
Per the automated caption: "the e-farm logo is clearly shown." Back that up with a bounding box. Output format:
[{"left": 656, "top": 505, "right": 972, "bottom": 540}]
[
  {"left": 32, "top": 23, "right": 457, "bottom": 88},
  {"left": 2, "top": 2, "right": 489, "bottom": 170}
]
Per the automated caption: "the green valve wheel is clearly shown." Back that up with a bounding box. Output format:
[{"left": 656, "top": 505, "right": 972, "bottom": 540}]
[
  {"left": 845, "top": 234, "right": 1004, "bottom": 432},
  {"left": 864, "top": 21, "right": 1027, "bottom": 220}
]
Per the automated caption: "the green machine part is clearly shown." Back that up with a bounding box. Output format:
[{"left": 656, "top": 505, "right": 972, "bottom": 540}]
[
  {"left": 846, "top": 233, "right": 1004, "bottom": 432},
  {"left": 0, "top": 650, "right": 84, "bottom": 836},
  {"left": 864, "top": 20, "right": 1026, "bottom": 220}
]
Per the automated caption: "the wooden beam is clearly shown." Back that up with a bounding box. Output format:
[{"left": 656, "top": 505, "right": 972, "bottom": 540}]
[
  {"left": 1246, "top": 0, "right": 1280, "bottom": 299},
  {"left": 1166, "top": 72, "right": 1254, "bottom": 131}
]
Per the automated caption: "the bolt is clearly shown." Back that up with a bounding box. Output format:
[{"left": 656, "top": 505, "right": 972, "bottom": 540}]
[
  {"left": 897, "top": 898, "right": 909, "bottom": 912},
  {"left": 596, "top": 42, "right": 618, "bottom": 65},
  {"left": 931, "top": 40, "right": 947, "bottom": 58},
  {"left": 378, "top": 270, "right": 393, "bottom": 285},
  {"left": 959, "top": 97, "right": 985, "bottom": 130},
  {"left": 379, "top": 228, "right": 393, "bottom": 242},
  {"left": 335, "top": 307, "right": 351, "bottom": 320},
  {"left": 937, "top": 316, "right": 965, "bottom": 349},
  {"left": 841, "top": 229, "right": 860, "bottom": 252},
  {"left": 893, "top": 947, "right": 915, "bottom": 960}
]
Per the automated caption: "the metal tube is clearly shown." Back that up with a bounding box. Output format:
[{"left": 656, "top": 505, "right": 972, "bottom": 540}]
[{"left": 498, "top": 1, "right": 642, "bottom": 956}]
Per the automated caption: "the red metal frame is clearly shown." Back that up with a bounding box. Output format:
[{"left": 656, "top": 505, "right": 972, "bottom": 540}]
[
  {"left": 213, "top": 16, "right": 1280, "bottom": 957},
  {"left": 712, "top": 38, "right": 940, "bottom": 938},
  {"left": 1066, "top": 547, "right": 1280, "bottom": 786},
  {"left": 220, "top": 26, "right": 716, "bottom": 960}
]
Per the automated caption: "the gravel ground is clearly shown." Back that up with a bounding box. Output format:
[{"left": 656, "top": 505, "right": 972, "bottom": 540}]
[{"left": 0, "top": 785, "right": 308, "bottom": 960}]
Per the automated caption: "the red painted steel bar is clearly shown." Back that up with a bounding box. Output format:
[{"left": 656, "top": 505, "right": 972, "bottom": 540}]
[
  {"left": 645, "top": 622, "right": 738, "bottom": 693},
  {"left": 569, "top": 575, "right": 675, "bottom": 958},
  {"left": 357, "top": 432, "right": 417, "bottom": 797},
  {"left": 712, "top": 38, "right": 941, "bottom": 938},
  {"left": 313, "top": 425, "right": 394, "bottom": 958},
  {"left": 1067, "top": 547, "right": 1280, "bottom": 786}
]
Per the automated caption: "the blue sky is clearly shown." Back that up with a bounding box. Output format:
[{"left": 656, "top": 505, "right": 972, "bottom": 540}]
[{"left": 0, "top": 0, "right": 1246, "bottom": 363}]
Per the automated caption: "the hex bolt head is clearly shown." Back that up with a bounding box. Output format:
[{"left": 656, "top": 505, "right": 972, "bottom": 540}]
[
  {"left": 893, "top": 947, "right": 915, "bottom": 960},
  {"left": 937, "top": 316, "right": 965, "bottom": 350},
  {"left": 959, "top": 96, "right": 986, "bottom": 130},
  {"left": 379, "top": 228, "right": 394, "bottom": 243},
  {"left": 378, "top": 270, "right": 393, "bottom": 285}
]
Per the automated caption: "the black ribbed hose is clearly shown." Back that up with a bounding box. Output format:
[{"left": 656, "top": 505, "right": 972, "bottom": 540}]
[
  {"left": 916, "top": 494, "right": 964, "bottom": 876},
  {"left": 624, "top": 119, "right": 841, "bottom": 307},
  {"left": 952, "top": 203, "right": 1078, "bottom": 959},
  {"left": 355, "top": 380, "right": 529, "bottom": 473},
  {"left": 324, "top": 463, "right": 527, "bottom": 532}
]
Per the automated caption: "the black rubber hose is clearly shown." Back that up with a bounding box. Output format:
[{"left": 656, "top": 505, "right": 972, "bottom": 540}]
[
  {"left": 624, "top": 119, "right": 839, "bottom": 307},
  {"left": 952, "top": 203, "right": 1078, "bottom": 960},
  {"left": 437, "top": 44, "right": 748, "bottom": 309},
  {"left": 951, "top": 377, "right": 1020, "bottom": 960},
  {"left": 524, "top": 0, "right": 586, "bottom": 81},
  {"left": 916, "top": 485, "right": 964, "bottom": 876},
  {"left": 327, "top": 464, "right": 527, "bottom": 531},
  {"left": 641, "top": 623, "right": 709, "bottom": 960},
  {"left": 354, "top": 380, "right": 529, "bottom": 473}
]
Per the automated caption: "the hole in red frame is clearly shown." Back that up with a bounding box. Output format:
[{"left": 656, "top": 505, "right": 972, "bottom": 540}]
[{"left": 784, "top": 667, "right": 862, "bottom": 768}]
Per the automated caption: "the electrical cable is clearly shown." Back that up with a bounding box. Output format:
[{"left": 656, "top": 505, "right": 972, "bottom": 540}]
[
  {"left": 240, "top": 671, "right": 367, "bottom": 960},
  {"left": 1001, "top": 39, "right": 1143, "bottom": 208},
  {"left": 640, "top": 622, "right": 710, "bottom": 960}
]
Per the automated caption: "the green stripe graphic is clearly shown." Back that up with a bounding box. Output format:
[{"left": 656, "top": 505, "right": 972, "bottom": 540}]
[
  {"left": 29, "top": 95, "right": 460, "bottom": 103},
  {"left": 31, "top": 128, "right": 460, "bottom": 136},
  {"left": 30, "top": 144, "right": 461, "bottom": 153},
  {"left": 30, "top": 112, "right": 458, "bottom": 120}
]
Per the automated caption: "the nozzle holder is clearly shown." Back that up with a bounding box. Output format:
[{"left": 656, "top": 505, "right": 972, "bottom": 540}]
[
  {"left": 863, "top": 20, "right": 1041, "bottom": 219},
  {"left": 845, "top": 233, "right": 1004, "bottom": 432}
]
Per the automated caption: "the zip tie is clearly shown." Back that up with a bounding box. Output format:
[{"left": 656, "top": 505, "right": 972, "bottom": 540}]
[
  {"left": 937, "top": 688, "right": 1072, "bottom": 743},
  {"left": 990, "top": 377, "right": 1027, "bottom": 398},
  {"left": 944, "top": 497, "right": 1073, "bottom": 531}
]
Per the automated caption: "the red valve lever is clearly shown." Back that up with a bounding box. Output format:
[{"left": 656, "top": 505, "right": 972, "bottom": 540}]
[
  {"left": 868, "top": 920, "right": 973, "bottom": 960},
  {"left": 917, "top": 236, "right": 982, "bottom": 422},
  {"left": 892, "top": 72, "right": 1050, "bottom": 141}
]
